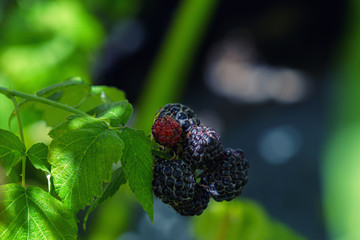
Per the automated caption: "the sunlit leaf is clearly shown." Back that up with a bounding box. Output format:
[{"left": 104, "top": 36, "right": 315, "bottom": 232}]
[
  {"left": 0, "top": 129, "right": 26, "bottom": 175},
  {"left": 48, "top": 115, "right": 124, "bottom": 213},
  {"left": 88, "top": 101, "right": 133, "bottom": 127},
  {"left": 0, "top": 183, "right": 77, "bottom": 240},
  {"left": 118, "top": 128, "right": 153, "bottom": 221},
  {"left": 83, "top": 167, "right": 127, "bottom": 230}
]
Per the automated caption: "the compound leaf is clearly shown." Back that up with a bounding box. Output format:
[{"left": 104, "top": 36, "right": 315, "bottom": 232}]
[
  {"left": 118, "top": 128, "right": 153, "bottom": 221},
  {"left": 48, "top": 115, "right": 124, "bottom": 213},
  {"left": 0, "top": 183, "right": 77, "bottom": 240},
  {"left": 83, "top": 167, "right": 127, "bottom": 230},
  {"left": 87, "top": 101, "right": 133, "bottom": 127},
  {"left": 27, "top": 143, "right": 50, "bottom": 174},
  {"left": 0, "top": 129, "right": 26, "bottom": 175}
]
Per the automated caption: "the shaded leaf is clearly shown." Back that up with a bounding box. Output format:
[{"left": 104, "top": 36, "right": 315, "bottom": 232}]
[
  {"left": 87, "top": 101, "right": 133, "bottom": 127},
  {"left": 0, "top": 183, "right": 77, "bottom": 240},
  {"left": 0, "top": 129, "right": 26, "bottom": 175},
  {"left": 48, "top": 115, "right": 124, "bottom": 213},
  {"left": 118, "top": 128, "right": 153, "bottom": 221},
  {"left": 83, "top": 167, "right": 127, "bottom": 230},
  {"left": 27, "top": 143, "right": 55, "bottom": 195},
  {"left": 27, "top": 143, "right": 50, "bottom": 174}
]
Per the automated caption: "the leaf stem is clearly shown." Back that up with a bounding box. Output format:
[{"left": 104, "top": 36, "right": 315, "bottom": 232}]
[
  {"left": 9, "top": 95, "right": 26, "bottom": 187},
  {"left": 0, "top": 87, "right": 88, "bottom": 116}
]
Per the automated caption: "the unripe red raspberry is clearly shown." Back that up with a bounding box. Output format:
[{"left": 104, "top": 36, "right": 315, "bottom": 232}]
[
  {"left": 152, "top": 116, "right": 182, "bottom": 148},
  {"left": 155, "top": 103, "right": 200, "bottom": 135}
]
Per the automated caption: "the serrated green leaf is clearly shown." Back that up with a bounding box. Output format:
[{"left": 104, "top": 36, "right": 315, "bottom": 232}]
[
  {"left": 0, "top": 183, "right": 78, "bottom": 240},
  {"left": 48, "top": 115, "right": 124, "bottom": 213},
  {"left": 0, "top": 129, "right": 26, "bottom": 175},
  {"left": 27, "top": 143, "right": 50, "bottom": 174},
  {"left": 87, "top": 101, "right": 133, "bottom": 127},
  {"left": 118, "top": 128, "right": 153, "bottom": 221},
  {"left": 83, "top": 167, "right": 127, "bottom": 230}
]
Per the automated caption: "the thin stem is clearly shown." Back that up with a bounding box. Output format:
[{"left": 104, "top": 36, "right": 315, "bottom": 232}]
[
  {"left": 0, "top": 87, "right": 88, "bottom": 116},
  {"left": 10, "top": 95, "right": 26, "bottom": 187}
]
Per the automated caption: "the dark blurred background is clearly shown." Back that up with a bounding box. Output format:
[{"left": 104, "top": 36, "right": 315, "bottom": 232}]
[{"left": 1, "top": 0, "right": 359, "bottom": 240}]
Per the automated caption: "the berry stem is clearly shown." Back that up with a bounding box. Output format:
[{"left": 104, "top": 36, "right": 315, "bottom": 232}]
[
  {"left": 151, "top": 149, "right": 174, "bottom": 160},
  {"left": 9, "top": 95, "right": 26, "bottom": 187}
]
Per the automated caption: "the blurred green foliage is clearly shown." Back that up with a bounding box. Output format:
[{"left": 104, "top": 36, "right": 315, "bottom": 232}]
[
  {"left": 0, "top": 1, "right": 104, "bottom": 91},
  {"left": 193, "top": 200, "right": 306, "bottom": 240},
  {"left": 0, "top": 0, "right": 105, "bottom": 132},
  {"left": 323, "top": 1, "right": 360, "bottom": 239}
]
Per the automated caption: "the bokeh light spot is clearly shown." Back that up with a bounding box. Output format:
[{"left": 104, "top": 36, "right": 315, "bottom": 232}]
[{"left": 259, "top": 125, "right": 302, "bottom": 164}]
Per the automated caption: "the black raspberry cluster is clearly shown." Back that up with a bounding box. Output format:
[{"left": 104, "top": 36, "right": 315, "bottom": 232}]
[{"left": 151, "top": 103, "right": 249, "bottom": 216}]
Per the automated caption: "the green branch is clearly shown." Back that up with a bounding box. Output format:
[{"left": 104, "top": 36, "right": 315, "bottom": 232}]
[{"left": 0, "top": 87, "right": 88, "bottom": 116}]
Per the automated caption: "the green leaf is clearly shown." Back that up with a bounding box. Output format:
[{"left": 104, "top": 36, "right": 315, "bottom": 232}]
[
  {"left": 192, "top": 200, "right": 306, "bottom": 240},
  {"left": 27, "top": 143, "right": 54, "bottom": 195},
  {"left": 0, "top": 129, "right": 26, "bottom": 175},
  {"left": 87, "top": 101, "right": 133, "bottom": 127},
  {"left": 27, "top": 143, "right": 50, "bottom": 174},
  {"left": 48, "top": 115, "right": 124, "bottom": 213},
  {"left": 118, "top": 128, "right": 153, "bottom": 221},
  {"left": 83, "top": 167, "right": 127, "bottom": 230},
  {"left": 0, "top": 183, "right": 77, "bottom": 240}
]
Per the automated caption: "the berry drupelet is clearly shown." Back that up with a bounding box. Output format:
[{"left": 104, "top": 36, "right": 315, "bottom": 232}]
[
  {"left": 200, "top": 148, "right": 249, "bottom": 202},
  {"left": 152, "top": 158, "right": 196, "bottom": 205},
  {"left": 184, "top": 125, "right": 223, "bottom": 170},
  {"left": 171, "top": 183, "right": 210, "bottom": 216}
]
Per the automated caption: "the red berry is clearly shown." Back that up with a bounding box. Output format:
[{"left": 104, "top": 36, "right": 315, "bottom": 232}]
[{"left": 152, "top": 116, "right": 182, "bottom": 148}]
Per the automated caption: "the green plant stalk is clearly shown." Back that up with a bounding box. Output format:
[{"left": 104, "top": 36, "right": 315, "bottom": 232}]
[
  {"left": 0, "top": 87, "right": 88, "bottom": 116},
  {"left": 135, "top": 0, "right": 219, "bottom": 131},
  {"left": 10, "top": 95, "right": 26, "bottom": 187}
]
